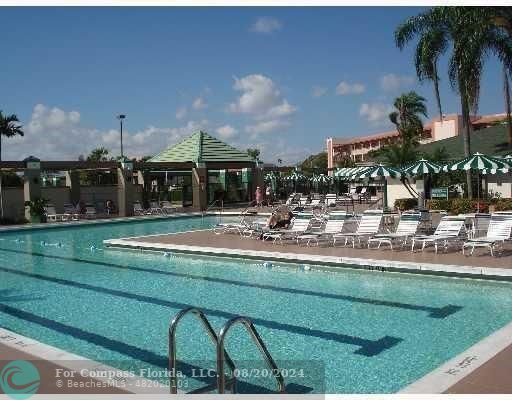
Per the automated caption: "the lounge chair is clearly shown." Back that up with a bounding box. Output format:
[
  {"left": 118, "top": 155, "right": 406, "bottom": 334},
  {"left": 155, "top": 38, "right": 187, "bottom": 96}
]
[
  {"left": 304, "top": 198, "right": 322, "bottom": 209},
  {"left": 63, "top": 203, "right": 80, "bottom": 221},
  {"left": 262, "top": 217, "right": 312, "bottom": 244},
  {"left": 462, "top": 214, "right": 512, "bottom": 256},
  {"left": 161, "top": 201, "right": 177, "bottom": 214},
  {"left": 411, "top": 216, "right": 465, "bottom": 253},
  {"left": 367, "top": 212, "right": 420, "bottom": 250},
  {"left": 45, "top": 205, "right": 63, "bottom": 222},
  {"left": 84, "top": 204, "right": 97, "bottom": 219},
  {"left": 296, "top": 211, "right": 347, "bottom": 246},
  {"left": 213, "top": 214, "right": 251, "bottom": 235},
  {"left": 149, "top": 201, "right": 164, "bottom": 215},
  {"left": 325, "top": 194, "right": 337, "bottom": 207},
  {"left": 133, "top": 202, "right": 147, "bottom": 216},
  {"left": 332, "top": 209, "right": 383, "bottom": 247}
]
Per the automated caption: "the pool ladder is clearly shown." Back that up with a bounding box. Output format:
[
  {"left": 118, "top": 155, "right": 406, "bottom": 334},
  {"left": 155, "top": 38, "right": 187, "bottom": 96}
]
[{"left": 169, "top": 307, "right": 285, "bottom": 394}]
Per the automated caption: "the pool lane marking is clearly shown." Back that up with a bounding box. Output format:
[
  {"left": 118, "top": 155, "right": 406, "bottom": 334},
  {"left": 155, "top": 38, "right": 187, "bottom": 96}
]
[
  {"left": 0, "top": 317, "right": 309, "bottom": 394},
  {"left": 0, "top": 265, "right": 401, "bottom": 356},
  {"left": 0, "top": 246, "right": 461, "bottom": 319}
]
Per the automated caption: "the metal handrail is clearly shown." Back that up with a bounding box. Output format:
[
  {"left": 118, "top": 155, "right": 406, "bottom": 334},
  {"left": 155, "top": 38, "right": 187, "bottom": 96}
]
[
  {"left": 216, "top": 316, "right": 286, "bottom": 394},
  {"left": 168, "top": 307, "right": 236, "bottom": 394},
  {"left": 202, "top": 199, "right": 224, "bottom": 224}
]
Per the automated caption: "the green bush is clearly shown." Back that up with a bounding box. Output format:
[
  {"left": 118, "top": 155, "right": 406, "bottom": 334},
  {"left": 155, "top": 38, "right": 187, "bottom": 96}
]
[
  {"left": 394, "top": 198, "right": 418, "bottom": 211},
  {"left": 427, "top": 198, "right": 490, "bottom": 214},
  {"left": 493, "top": 198, "right": 512, "bottom": 211},
  {"left": 427, "top": 199, "right": 451, "bottom": 211}
]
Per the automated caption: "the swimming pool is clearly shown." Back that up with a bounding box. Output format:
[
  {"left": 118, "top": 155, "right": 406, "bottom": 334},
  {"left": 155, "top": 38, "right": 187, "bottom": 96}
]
[{"left": 1, "top": 215, "right": 512, "bottom": 393}]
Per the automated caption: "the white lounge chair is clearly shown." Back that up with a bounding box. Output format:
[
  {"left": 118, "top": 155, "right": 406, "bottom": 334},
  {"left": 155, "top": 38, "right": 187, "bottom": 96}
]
[
  {"left": 367, "top": 212, "right": 420, "bottom": 250},
  {"left": 333, "top": 209, "right": 383, "bottom": 247},
  {"left": 161, "top": 201, "right": 177, "bottom": 214},
  {"left": 462, "top": 214, "right": 512, "bottom": 256},
  {"left": 262, "top": 217, "right": 312, "bottom": 244},
  {"left": 63, "top": 203, "right": 80, "bottom": 221},
  {"left": 133, "top": 202, "right": 147, "bottom": 216},
  {"left": 325, "top": 194, "right": 337, "bottom": 207},
  {"left": 84, "top": 204, "right": 97, "bottom": 219},
  {"left": 411, "top": 216, "right": 465, "bottom": 253},
  {"left": 149, "top": 201, "right": 164, "bottom": 215},
  {"left": 45, "top": 205, "right": 62, "bottom": 222},
  {"left": 297, "top": 211, "right": 347, "bottom": 246}
]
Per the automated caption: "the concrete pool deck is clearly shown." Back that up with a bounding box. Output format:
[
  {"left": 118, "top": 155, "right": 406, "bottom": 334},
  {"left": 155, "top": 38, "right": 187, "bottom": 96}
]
[{"left": 104, "top": 229, "right": 512, "bottom": 280}]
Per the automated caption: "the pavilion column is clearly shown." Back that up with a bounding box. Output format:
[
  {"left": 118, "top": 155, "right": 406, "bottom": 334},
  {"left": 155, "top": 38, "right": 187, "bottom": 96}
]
[
  {"left": 65, "top": 170, "right": 81, "bottom": 205},
  {"left": 253, "top": 165, "right": 264, "bottom": 200},
  {"left": 192, "top": 163, "right": 207, "bottom": 211},
  {"left": 117, "top": 164, "right": 134, "bottom": 217},
  {"left": 23, "top": 157, "right": 41, "bottom": 221}
]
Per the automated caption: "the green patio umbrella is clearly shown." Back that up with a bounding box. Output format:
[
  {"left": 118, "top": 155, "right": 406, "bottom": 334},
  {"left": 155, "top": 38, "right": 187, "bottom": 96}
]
[
  {"left": 264, "top": 171, "right": 280, "bottom": 192},
  {"left": 311, "top": 174, "right": 332, "bottom": 193},
  {"left": 442, "top": 152, "right": 512, "bottom": 210},
  {"left": 403, "top": 159, "right": 442, "bottom": 203},
  {"left": 333, "top": 166, "right": 370, "bottom": 180},
  {"left": 354, "top": 164, "right": 403, "bottom": 210},
  {"left": 286, "top": 169, "right": 307, "bottom": 192}
]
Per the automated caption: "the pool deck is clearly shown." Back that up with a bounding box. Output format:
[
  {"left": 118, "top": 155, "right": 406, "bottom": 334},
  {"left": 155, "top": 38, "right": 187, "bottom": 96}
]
[{"left": 104, "top": 229, "right": 512, "bottom": 279}]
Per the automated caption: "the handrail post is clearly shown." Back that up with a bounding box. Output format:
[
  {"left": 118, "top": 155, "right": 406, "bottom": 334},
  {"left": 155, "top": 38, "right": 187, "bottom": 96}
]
[
  {"left": 169, "top": 307, "right": 237, "bottom": 394},
  {"left": 217, "top": 316, "right": 285, "bottom": 394}
]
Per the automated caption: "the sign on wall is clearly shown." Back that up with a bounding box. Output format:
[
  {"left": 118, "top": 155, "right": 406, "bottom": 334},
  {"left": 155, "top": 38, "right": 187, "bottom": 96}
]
[{"left": 431, "top": 187, "right": 449, "bottom": 199}]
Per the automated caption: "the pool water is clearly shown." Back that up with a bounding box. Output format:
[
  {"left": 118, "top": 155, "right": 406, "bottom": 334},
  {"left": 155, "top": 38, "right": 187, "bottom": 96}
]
[{"left": 1, "top": 215, "right": 512, "bottom": 393}]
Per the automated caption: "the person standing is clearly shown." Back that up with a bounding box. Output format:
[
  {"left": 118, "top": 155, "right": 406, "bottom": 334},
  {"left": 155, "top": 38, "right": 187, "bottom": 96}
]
[
  {"left": 255, "top": 186, "right": 263, "bottom": 207},
  {"left": 265, "top": 185, "right": 272, "bottom": 206}
]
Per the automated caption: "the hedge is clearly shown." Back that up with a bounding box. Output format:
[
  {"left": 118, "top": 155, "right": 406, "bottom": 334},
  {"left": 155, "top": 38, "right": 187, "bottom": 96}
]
[
  {"left": 425, "top": 198, "right": 512, "bottom": 214},
  {"left": 394, "top": 198, "right": 418, "bottom": 211}
]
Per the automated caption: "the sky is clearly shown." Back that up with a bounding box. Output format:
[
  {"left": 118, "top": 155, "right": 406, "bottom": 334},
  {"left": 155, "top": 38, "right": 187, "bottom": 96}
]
[{"left": 0, "top": 7, "right": 507, "bottom": 164}]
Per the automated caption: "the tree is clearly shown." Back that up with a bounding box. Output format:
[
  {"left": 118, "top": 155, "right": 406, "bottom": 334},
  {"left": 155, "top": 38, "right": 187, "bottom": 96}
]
[
  {"left": 395, "top": 7, "right": 512, "bottom": 198},
  {"left": 246, "top": 148, "right": 260, "bottom": 162},
  {"left": 0, "top": 111, "right": 24, "bottom": 162},
  {"left": 80, "top": 147, "right": 116, "bottom": 185},
  {"left": 389, "top": 91, "right": 428, "bottom": 140},
  {"left": 299, "top": 152, "right": 328, "bottom": 172},
  {"left": 86, "top": 147, "right": 112, "bottom": 162}
]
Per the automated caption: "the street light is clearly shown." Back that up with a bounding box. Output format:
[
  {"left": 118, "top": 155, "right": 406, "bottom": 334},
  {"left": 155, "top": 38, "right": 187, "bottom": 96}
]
[{"left": 117, "top": 114, "right": 126, "bottom": 159}]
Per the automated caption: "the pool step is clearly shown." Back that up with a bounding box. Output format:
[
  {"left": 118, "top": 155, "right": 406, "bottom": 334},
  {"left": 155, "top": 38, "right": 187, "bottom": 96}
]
[{"left": 168, "top": 307, "right": 285, "bottom": 394}]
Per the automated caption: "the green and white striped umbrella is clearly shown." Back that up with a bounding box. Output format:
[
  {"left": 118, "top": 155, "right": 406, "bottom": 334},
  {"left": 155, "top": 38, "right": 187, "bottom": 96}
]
[
  {"left": 354, "top": 164, "right": 403, "bottom": 179},
  {"left": 334, "top": 166, "right": 370, "bottom": 180},
  {"left": 264, "top": 171, "right": 280, "bottom": 182},
  {"left": 285, "top": 170, "right": 307, "bottom": 182},
  {"left": 403, "top": 158, "right": 441, "bottom": 176},
  {"left": 442, "top": 152, "right": 511, "bottom": 172},
  {"left": 311, "top": 174, "right": 332, "bottom": 184}
]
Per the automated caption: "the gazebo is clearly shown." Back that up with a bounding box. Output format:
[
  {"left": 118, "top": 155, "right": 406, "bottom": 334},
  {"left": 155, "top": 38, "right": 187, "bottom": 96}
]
[{"left": 147, "top": 131, "right": 257, "bottom": 208}]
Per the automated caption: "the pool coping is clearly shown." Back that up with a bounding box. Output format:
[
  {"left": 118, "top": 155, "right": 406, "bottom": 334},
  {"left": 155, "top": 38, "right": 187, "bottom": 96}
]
[
  {"left": 103, "top": 237, "right": 512, "bottom": 282},
  {"left": 0, "top": 327, "right": 168, "bottom": 394},
  {"left": 399, "top": 319, "right": 512, "bottom": 393},
  {"left": 0, "top": 211, "right": 241, "bottom": 233}
]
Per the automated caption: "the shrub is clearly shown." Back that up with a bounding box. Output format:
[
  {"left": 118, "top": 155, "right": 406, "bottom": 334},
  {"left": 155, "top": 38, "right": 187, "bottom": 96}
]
[
  {"left": 494, "top": 198, "right": 512, "bottom": 211},
  {"left": 450, "top": 198, "right": 480, "bottom": 214},
  {"left": 427, "top": 199, "right": 451, "bottom": 211},
  {"left": 394, "top": 198, "right": 418, "bottom": 211}
]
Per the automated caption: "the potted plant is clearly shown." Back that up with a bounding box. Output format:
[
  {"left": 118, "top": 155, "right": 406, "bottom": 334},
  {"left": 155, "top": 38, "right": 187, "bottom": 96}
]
[{"left": 24, "top": 198, "right": 48, "bottom": 223}]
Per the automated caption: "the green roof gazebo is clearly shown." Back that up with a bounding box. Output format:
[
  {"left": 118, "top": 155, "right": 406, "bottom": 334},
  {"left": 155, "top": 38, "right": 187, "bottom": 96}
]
[{"left": 147, "top": 131, "right": 256, "bottom": 209}]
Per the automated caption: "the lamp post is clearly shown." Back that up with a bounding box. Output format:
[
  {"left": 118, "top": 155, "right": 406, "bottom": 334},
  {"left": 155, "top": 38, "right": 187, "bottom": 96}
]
[{"left": 117, "top": 114, "right": 126, "bottom": 159}]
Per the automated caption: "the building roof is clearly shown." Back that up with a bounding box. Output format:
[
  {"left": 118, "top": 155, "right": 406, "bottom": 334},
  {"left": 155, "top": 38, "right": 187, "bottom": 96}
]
[
  {"left": 148, "top": 130, "right": 253, "bottom": 163},
  {"left": 420, "top": 124, "right": 511, "bottom": 159}
]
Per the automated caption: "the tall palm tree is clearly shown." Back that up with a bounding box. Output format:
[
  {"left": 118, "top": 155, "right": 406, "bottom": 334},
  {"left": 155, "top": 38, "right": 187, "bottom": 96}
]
[
  {"left": 395, "top": 7, "right": 512, "bottom": 198},
  {"left": 0, "top": 111, "right": 24, "bottom": 162},
  {"left": 388, "top": 91, "right": 428, "bottom": 139},
  {"left": 414, "top": 28, "right": 447, "bottom": 122}
]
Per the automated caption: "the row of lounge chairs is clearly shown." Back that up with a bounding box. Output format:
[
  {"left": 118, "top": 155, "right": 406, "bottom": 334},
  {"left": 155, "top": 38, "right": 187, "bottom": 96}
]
[
  {"left": 216, "top": 209, "right": 512, "bottom": 257},
  {"left": 133, "top": 201, "right": 177, "bottom": 216},
  {"left": 45, "top": 203, "right": 96, "bottom": 221}
]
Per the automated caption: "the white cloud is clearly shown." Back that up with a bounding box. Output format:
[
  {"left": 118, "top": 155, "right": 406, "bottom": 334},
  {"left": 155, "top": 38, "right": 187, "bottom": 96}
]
[
  {"left": 335, "top": 81, "right": 365, "bottom": 95},
  {"left": 250, "top": 17, "right": 282, "bottom": 34},
  {"left": 245, "top": 119, "right": 290, "bottom": 137},
  {"left": 359, "top": 102, "right": 393, "bottom": 126},
  {"left": 312, "top": 86, "right": 327, "bottom": 98},
  {"left": 380, "top": 73, "right": 415, "bottom": 92},
  {"left": 3, "top": 103, "right": 209, "bottom": 161},
  {"left": 175, "top": 107, "right": 187, "bottom": 120},
  {"left": 215, "top": 124, "right": 238, "bottom": 139},
  {"left": 228, "top": 74, "right": 296, "bottom": 119},
  {"left": 192, "top": 96, "right": 207, "bottom": 110}
]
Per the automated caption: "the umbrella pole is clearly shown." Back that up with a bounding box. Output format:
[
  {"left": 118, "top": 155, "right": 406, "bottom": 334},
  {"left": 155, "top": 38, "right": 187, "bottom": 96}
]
[
  {"left": 383, "top": 177, "right": 388, "bottom": 211},
  {"left": 477, "top": 171, "right": 480, "bottom": 213}
]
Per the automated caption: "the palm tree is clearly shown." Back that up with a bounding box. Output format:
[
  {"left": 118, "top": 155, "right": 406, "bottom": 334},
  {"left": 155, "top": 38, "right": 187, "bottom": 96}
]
[
  {"left": 0, "top": 111, "right": 24, "bottom": 162},
  {"left": 388, "top": 91, "right": 428, "bottom": 139},
  {"left": 395, "top": 7, "right": 512, "bottom": 198},
  {"left": 414, "top": 28, "right": 447, "bottom": 121}
]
